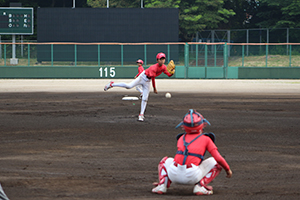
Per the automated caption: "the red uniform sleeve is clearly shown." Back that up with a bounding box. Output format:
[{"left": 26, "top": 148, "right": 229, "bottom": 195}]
[
  {"left": 151, "top": 77, "right": 156, "bottom": 89},
  {"left": 136, "top": 66, "right": 144, "bottom": 77},
  {"left": 205, "top": 138, "right": 230, "bottom": 171},
  {"left": 139, "top": 66, "right": 144, "bottom": 73},
  {"left": 210, "top": 148, "right": 230, "bottom": 171},
  {"left": 145, "top": 64, "right": 171, "bottom": 89},
  {"left": 162, "top": 65, "right": 172, "bottom": 77}
]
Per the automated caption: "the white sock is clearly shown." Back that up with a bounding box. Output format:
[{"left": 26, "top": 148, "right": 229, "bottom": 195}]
[
  {"left": 164, "top": 177, "right": 169, "bottom": 186},
  {"left": 140, "top": 100, "right": 147, "bottom": 115}
]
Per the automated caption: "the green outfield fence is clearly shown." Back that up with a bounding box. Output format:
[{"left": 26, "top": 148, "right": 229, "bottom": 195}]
[{"left": 0, "top": 42, "right": 300, "bottom": 79}]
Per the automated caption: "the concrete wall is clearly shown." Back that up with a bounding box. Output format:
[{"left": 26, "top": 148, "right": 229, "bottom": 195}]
[{"left": 0, "top": 66, "right": 299, "bottom": 79}]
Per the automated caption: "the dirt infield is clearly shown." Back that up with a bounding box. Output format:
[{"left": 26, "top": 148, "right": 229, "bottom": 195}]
[
  {"left": 0, "top": 80, "right": 300, "bottom": 200},
  {"left": 1, "top": 79, "right": 300, "bottom": 93}
]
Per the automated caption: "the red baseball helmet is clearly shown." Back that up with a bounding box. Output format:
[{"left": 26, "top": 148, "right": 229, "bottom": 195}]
[
  {"left": 136, "top": 59, "right": 143, "bottom": 64},
  {"left": 176, "top": 109, "right": 210, "bottom": 134},
  {"left": 156, "top": 52, "right": 166, "bottom": 60}
]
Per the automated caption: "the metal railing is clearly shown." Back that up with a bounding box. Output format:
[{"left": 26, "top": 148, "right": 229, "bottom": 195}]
[{"left": 1, "top": 42, "right": 300, "bottom": 68}]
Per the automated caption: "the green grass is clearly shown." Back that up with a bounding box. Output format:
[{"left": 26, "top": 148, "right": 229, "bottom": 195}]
[
  {"left": 1, "top": 55, "right": 300, "bottom": 67},
  {"left": 228, "top": 55, "right": 300, "bottom": 67}
]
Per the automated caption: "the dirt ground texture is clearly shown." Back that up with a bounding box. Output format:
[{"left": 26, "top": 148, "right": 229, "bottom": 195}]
[{"left": 0, "top": 80, "right": 300, "bottom": 200}]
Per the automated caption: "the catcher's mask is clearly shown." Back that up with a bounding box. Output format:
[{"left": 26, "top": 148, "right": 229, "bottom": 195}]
[
  {"left": 156, "top": 52, "right": 166, "bottom": 60},
  {"left": 175, "top": 109, "right": 210, "bottom": 133}
]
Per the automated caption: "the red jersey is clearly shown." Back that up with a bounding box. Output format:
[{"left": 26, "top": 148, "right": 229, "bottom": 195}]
[
  {"left": 145, "top": 63, "right": 172, "bottom": 89},
  {"left": 136, "top": 65, "right": 144, "bottom": 77},
  {"left": 174, "top": 133, "right": 230, "bottom": 171}
]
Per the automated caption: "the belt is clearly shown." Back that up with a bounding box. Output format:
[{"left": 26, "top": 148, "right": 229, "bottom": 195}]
[
  {"left": 174, "top": 162, "right": 193, "bottom": 169},
  {"left": 146, "top": 75, "right": 151, "bottom": 79}
]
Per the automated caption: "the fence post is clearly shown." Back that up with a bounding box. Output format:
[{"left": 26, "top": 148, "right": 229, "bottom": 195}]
[
  {"left": 196, "top": 43, "right": 198, "bottom": 67},
  {"left": 223, "top": 43, "right": 228, "bottom": 79},
  {"left": 21, "top": 35, "right": 23, "bottom": 57},
  {"left": 51, "top": 44, "right": 53, "bottom": 67},
  {"left": 289, "top": 45, "right": 292, "bottom": 67},
  {"left": 167, "top": 44, "right": 170, "bottom": 63},
  {"left": 121, "top": 44, "right": 123, "bottom": 67},
  {"left": 205, "top": 44, "right": 207, "bottom": 67},
  {"left": 74, "top": 44, "right": 77, "bottom": 66},
  {"left": 144, "top": 44, "right": 147, "bottom": 66},
  {"left": 242, "top": 45, "right": 244, "bottom": 67},
  {"left": 214, "top": 45, "right": 217, "bottom": 67},
  {"left": 287, "top": 28, "right": 289, "bottom": 55},
  {"left": 246, "top": 29, "right": 249, "bottom": 56},
  {"left": 265, "top": 44, "right": 268, "bottom": 67},
  {"left": 4, "top": 44, "right": 6, "bottom": 66},
  {"left": 98, "top": 44, "right": 100, "bottom": 67},
  {"left": 205, "top": 44, "right": 207, "bottom": 78},
  {"left": 184, "top": 43, "right": 189, "bottom": 79},
  {"left": 227, "top": 30, "right": 230, "bottom": 57},
  {"left": 28, "top": 43, "right": 30, "bottom": 66}
]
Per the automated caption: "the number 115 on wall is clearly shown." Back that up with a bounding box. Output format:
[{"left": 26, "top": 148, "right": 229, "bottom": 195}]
[{"left": 99, "top": 67, "right": 116, "bottom": 77}]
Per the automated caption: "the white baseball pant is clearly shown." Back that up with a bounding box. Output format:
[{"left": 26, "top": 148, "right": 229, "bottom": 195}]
[
  {"left": 112, "top": 71, "right": 150, "bottom": 115},
  {"left": 136, "top": 85, "right": 143, "bottom": 94},
  {"left": 163, "top": 157, "right": 217, "bottom": 185}
]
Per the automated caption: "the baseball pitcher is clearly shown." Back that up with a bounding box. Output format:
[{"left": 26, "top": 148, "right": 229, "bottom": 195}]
[
  {"left": 104, "top": 53, "right": 175, "bottom": 122},
  {"left": 152, "top": 109, "right": 232, "bottom": 195}
]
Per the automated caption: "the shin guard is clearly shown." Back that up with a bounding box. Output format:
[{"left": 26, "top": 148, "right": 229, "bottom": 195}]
[
  {"left": 199, "top": 164, "right": 222, "bottom": 190},
  {"left": 157, "top": 156, "right": 172, "bottom": 188}
]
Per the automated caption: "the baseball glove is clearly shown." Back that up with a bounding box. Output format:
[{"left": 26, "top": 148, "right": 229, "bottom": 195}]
[{"left": 167, "top": 60, "right": 175, "bottom": 75}]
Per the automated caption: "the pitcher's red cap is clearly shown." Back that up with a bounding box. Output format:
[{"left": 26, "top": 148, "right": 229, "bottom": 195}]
[{"left": 156, "top": 53, "right": 166, "bottom": 60}]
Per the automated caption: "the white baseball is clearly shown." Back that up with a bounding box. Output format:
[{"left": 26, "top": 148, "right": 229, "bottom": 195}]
[{"left": 165, "top": 92, "right": 171, "bottom": 98}]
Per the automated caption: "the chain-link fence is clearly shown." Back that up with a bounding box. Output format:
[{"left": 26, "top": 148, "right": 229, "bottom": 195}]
[
  {"left": 1, "top": 41, "right": 300, "bottom": 68},
  {"left": 197, "top": 28, "right": 300, "bottom": 44},
  {"left": 0, "top": 42, "right": 186, "bottom": 67}
]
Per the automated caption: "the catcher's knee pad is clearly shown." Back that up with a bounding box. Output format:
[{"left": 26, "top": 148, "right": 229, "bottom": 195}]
[
  {"left": 200, "top": 163, "right": 222, "bottom": 186},
  {"left": 158, "top": 156, "right": 172, "bottom": 188}
]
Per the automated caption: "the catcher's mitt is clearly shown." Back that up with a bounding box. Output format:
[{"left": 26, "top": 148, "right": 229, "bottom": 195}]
[{"left": 167, "top": 60, "right": 175, "bottom": 75}]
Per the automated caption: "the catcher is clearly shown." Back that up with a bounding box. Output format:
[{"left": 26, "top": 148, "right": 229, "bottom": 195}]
[
  {"left": 152, "top": 109, "right": 232, "bottom": 195},
  {"left": 104, "top": 53, "right": 175, "bottom": 122}
]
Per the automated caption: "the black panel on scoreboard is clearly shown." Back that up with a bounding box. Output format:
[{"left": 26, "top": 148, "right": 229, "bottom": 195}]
[
  {"left": 37, "top": 8, "right": 178, "bottom": 42},
  {"left": 37, "top": 8, "right": 179, "bottom": 62}
]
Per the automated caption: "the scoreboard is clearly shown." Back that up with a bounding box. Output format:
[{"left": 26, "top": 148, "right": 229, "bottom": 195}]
[{"left": 0, "top": 7, "right": 33, "bottom": 35}]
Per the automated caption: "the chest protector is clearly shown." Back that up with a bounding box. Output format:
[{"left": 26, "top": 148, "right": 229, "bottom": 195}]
[{"left": 176, "top": 133, "right": 204, "bottom": 165}]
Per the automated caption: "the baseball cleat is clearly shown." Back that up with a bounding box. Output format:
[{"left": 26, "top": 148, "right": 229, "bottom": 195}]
[
  {"left": 152, "top": 184, "right": 167, "bottom": 194},
  {"left": 152, "top": 182, "right": 159, "bottom": 186},
  {"left": 138, "top": 114, "right": 144, "bottom": 122},
  {"left": 200, "top": 179, "right": 213, "bottom": 191},
  {"left": 104, "top": 81, "right": 114, "bottom": 91},
  {"left": 193, "top": 184, "right": 213, "bottom": 195}
]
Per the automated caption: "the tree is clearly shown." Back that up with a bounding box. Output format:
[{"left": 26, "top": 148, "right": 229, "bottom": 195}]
[
  {"left": 147, "top": 0, "right": 235, "bottom": 41},
  {"left": 256, "top": 0, "right": 300, "bottom": 28},
  {"left": 221, "top": 0, "right": 260, "bottom": 29},
  {"left": 280, "top": 0, "right": 300, "bottom": 27}
]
